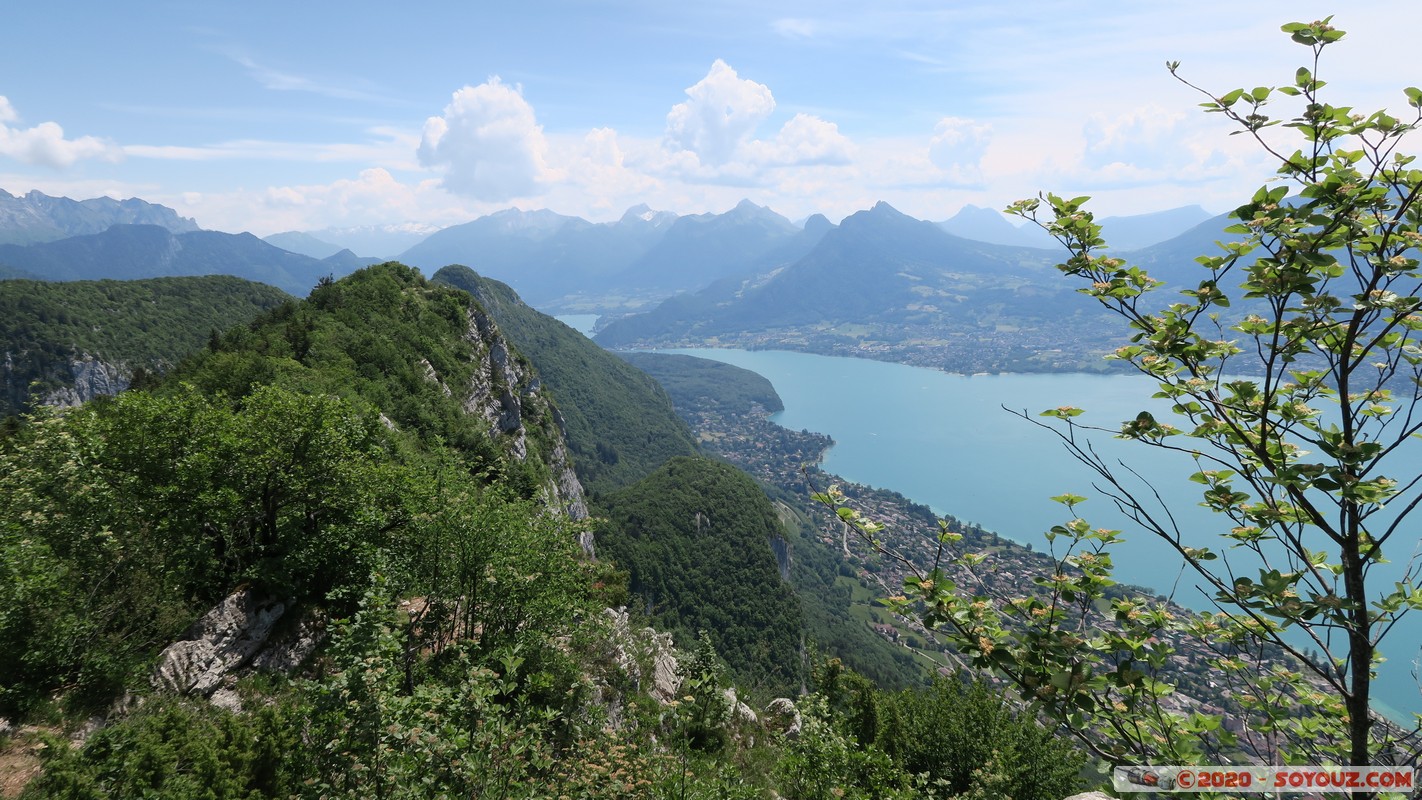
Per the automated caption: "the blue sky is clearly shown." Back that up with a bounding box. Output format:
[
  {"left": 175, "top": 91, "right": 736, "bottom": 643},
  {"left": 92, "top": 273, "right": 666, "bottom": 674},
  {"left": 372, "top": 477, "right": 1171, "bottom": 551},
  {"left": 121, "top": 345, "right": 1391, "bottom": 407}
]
[{"left": 3, "top": 1, "right": 1419, "bottom": 235}]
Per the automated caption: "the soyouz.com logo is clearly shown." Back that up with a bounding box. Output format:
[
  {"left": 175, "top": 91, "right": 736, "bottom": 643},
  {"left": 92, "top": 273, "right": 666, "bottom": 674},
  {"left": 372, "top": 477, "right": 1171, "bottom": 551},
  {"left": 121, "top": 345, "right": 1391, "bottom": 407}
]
[{"left": 1112, "top": 765, "right": 1416, "bottom": 794}]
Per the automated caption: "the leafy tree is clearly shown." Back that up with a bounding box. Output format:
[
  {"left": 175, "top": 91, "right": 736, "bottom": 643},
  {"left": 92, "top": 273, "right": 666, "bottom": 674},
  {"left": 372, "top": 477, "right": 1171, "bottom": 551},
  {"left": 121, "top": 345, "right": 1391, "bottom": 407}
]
[
  {"left": 823, "top": 17, "right": 1422, "bottom": 775},
  {"left": 784, "top": 659, "right": 1083, "bottom": 800},
  {"left": 302, "top": 577, "right": 563, "bottom": 800},
  {"left": 23, "top": 697, "right": 302, "bottom": 799},
  {"left": 0, "top": 386, "right": 399, "bottom": 713},
  {"left": 774, "top": 692, "right": 909, "bottom": 800},
  {"left": 884, "top": 677, "right": 1084, "bottom": 800}
]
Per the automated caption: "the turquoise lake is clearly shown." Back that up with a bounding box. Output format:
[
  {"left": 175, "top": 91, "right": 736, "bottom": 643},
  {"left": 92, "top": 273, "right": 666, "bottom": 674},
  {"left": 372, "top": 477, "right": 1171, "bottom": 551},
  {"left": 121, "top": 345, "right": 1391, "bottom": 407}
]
[{"left": 664, "top": 347, "right": 1422, "bottom": 719}]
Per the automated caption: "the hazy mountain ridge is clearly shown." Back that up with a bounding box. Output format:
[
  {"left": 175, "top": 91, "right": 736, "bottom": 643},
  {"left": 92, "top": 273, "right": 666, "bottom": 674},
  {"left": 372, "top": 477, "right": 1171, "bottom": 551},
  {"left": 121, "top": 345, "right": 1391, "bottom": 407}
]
[
  {"left": 2, "top": 188, "right": 1214, "bottom": 324},
  {"left": 263, "top": 230, "right": 347, "bottom": 259},
  {"left": 0, "top": 188, "right": 200, "bottom": 246},
  {"left": 311, "top": 222, "right": 441, "bottom": 258},
  {"left": 939, "top": 204, "right": 1056, "bottom": 248},
  {"left": 596, "top": 202, "right": 1117, "bottom": 372},
  {"left": 613, "top": 200, "right": 811, "bottom": 291},
  {"left": 940, "top": 203, "right": 1212, "bottom": 251},
  {"left": 593, "top": 202, "right": 1247, "bottom": 373},
  {"left": 396, "top": 200, "right": 824, "bottom": 310},
  {"left": 1097, "top": 204, "right": 1214, "bottom": 251},
  {"left": 274, "top": 200, "right": 1212, "bottom": 316},
  {"left": 401, "top": 208, "right": 658, "bottom": 306},
  {"left": 0, "top": 224, "right": 364, "bottom": 295}
]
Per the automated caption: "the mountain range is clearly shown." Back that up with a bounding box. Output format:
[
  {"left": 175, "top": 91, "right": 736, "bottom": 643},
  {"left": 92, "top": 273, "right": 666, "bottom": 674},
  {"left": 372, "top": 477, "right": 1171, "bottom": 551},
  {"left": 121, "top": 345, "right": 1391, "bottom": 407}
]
[
  {"left": 393, "top": 200, "right": 837, "bottom": 309},
  {"left": 939, "top": 203, "right": 1212, "bottom": 251},
  {"left": 0, "top": 188, "right": 1231, "bottom": 371},
  {"left": 595, "top": 201, "right": 1240, "bottom": 373},
  {"left": 0, "top": 188, "right": 199, "bottom": 246},
  {"left": 264, "top": 224, "right": 441, "bottom": 260},
  {"left": 0, "top": 224, "right": 376, "bottom": 296}
]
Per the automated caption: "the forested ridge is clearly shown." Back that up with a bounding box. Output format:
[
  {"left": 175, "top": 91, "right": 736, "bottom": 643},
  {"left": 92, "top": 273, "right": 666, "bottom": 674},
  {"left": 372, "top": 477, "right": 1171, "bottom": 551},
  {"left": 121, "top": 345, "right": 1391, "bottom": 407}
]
[
  {"left": 597, "top": 457, "right": 804, "bottom": 695},
  {"left": 618, "top": 352, "right": 784, "bottom": 415},
  {"left": 0, "top": 276, "right": 291, "bottom": 417}
]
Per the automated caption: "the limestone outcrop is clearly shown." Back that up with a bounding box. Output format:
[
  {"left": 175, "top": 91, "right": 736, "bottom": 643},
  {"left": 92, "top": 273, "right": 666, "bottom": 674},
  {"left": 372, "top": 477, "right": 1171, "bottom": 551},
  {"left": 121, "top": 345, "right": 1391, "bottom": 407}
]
[
  {"left": 763, "top": 697, "right": 802, "bottom": 740},
  {"left": 150, "top": 589, "right": 287, "bottom": 697},
  {"left": 458, "top": 304, "right": 590, "bottom": 542}
]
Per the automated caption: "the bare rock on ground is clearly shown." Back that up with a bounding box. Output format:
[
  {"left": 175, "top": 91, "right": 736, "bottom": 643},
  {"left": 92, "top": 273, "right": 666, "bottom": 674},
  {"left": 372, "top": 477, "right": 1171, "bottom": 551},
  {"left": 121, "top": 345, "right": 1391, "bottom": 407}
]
[{"left": 150, "top": 589, "right": 287, "bottom": 697}]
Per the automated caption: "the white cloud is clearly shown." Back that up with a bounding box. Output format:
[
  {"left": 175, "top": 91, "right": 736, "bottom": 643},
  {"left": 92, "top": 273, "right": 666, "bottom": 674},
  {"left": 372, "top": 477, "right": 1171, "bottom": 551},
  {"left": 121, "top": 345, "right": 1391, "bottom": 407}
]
[
  {"left": 418, "top": 78, "right": 556, "bottom": 202},
  {"left": 659, "top": 61, "right": 853, "bottom": 184},
  {"left": 124, "top": 128, "right": 418, "bottom": 167},
  {"left": 0, "top": 95, "right": 120, "bottom": 168},
  {"left": 1082, "top": 104, "right": 1188, "bottom": 172},
  {"left": 748, "top": 113, "right": 854, "bottom": 167},
  {"left": 557, "top": 128, "right": 661, "bottom": 214},
  {"left": 220, "top": 50, "right": 397, "bottom": 104},
  {"left": 927, "top": 117, "right": 991, "bottom": 184},
  {"left": 665, "top": 60, "right": 776, "bottom": 168},
  {"left": 1068, "top": 104, "right": 1266, "bottom": 190},
  {"left": 772, "top": 18, "right": 819, "bottom": 39},
  {"left": 171, "top": 167, "right": 478, "bottom": 236},
  {"left": 845, "top": 118, "right": 993, "bottom": 194}
]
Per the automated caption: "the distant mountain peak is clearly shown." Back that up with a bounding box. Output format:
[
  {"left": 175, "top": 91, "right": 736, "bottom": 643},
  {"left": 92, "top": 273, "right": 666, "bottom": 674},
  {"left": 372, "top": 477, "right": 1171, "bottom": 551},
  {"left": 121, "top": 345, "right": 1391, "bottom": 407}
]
[
  {"left": 802, "top": 214, "right": 834, "bottom": 235},
  {"left": 263, "top": 230, "right": 345, "bottom": 259},
  {"left": 481, "top": 207, "right": 578, "bottom": 236},
  {"left": 727, "top": 198, "right": 779, "bottom": 219},
  {"left": 868, "top": 200, "right": 906, "bottom": 216},
  {"left": 312, "top": 222, "right": 440, "bottom": 260},
  {"left": 1096, "top": 205, "right": 1216, "bottom": 251},
  {"left": 939, "top": 204, "right": 1057, "bottom": 248},
  {"left": 489, "top": 206, "right": 564, "bottom": 221},
  {"left": 619, "top": 203, "right": 676, "bottom": 226},
  {"left": 948, "top": 203, "right": 1005, "bottom": 220},
  {"left": 850, "top": 201, "right": 916, "bottom": 224},
  {"left": 721, "top": 199, "right": 794, "bottom": 230}
]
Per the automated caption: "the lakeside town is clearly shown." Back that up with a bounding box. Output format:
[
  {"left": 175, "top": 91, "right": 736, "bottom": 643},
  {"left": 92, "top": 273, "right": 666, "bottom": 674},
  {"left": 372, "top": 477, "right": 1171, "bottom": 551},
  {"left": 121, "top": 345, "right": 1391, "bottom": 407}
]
[
  {"left": 605, "top": 319, "right": 1130, "bottom": 376},
  {"left": 670, "top": 374, "right": 1348, "bottom": 762}
]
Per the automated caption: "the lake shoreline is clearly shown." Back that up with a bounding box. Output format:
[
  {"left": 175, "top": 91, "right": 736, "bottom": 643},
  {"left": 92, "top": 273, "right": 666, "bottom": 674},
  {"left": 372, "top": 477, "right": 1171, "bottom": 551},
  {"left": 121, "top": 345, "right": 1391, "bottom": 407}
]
[{"left": 658, "top": 346, "right": 1422, "bottom": 719}]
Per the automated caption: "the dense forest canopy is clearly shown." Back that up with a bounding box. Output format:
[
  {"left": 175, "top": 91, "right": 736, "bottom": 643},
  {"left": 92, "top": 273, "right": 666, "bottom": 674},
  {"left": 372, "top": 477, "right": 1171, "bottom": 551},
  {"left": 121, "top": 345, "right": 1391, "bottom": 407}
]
[{"left": 597, "top": 456, "right": 804, "bottom": 695}]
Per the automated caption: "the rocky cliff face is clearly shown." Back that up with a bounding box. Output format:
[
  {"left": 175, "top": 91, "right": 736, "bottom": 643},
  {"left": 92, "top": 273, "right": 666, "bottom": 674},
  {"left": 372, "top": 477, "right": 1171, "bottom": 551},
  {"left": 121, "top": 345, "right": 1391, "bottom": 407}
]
[
  {"left": 38, "top": 353, "right": 131, "bottom": 407},
  {"left": 1, "top": 349, "right": 132, "bottom": 411},
  {"left": 454, "top": 302, "right": 592, "bottom": 550}
]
